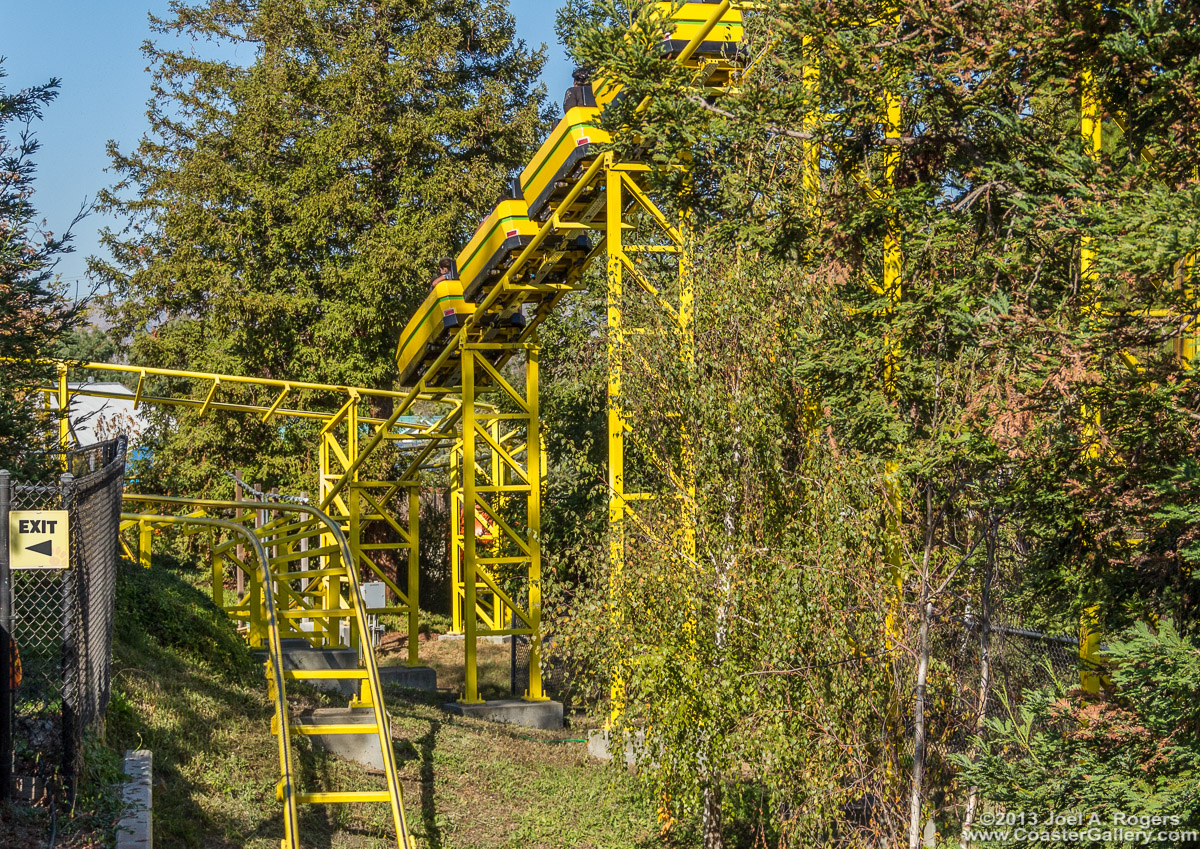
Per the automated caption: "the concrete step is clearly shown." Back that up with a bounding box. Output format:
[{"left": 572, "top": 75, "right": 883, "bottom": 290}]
[
  {"left": 442, "top": 698, "right": 564, "bottom": 730},
  {"left": 294, "top": 707, "right": 387, "bottom": 770}
]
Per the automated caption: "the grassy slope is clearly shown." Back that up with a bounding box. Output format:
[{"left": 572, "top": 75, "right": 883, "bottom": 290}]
[{"left": 105, "top": 559, "right": 659, "bottom": 848}]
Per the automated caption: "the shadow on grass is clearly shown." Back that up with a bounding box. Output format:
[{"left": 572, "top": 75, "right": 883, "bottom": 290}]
[
  {"left": 416, "top": 713, "right": 444, "bottom": 848},
  {"left": 382, "top": 686, "right": 446, "bottom": 848},
  {"left": 105, "top": 557, "right": 305, "bottom": 847}
]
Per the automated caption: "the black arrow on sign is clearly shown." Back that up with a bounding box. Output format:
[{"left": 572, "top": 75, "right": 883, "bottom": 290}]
[{"left": 26, "top": 539, "right": 53, "bottom": 558}]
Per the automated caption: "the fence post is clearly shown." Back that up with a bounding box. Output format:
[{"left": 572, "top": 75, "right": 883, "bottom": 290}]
[
  {"left": 58, "top": 472, "right": 78, "bottom": 802},
  {"left": 0, "top": 468, "right": 12, "bottom": 802}
]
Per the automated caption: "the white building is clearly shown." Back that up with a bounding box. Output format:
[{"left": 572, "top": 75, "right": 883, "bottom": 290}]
[{"left": 49, "top": 382, "right": 150, "bottom": 447}]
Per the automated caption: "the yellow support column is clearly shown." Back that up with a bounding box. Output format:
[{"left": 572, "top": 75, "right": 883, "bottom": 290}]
[
  {"left": 882, "top": 85, "right": 904, "bottom": 644},
  {"left": 801, "top": 41, "right": 823, "bottom": 443},
  {"left": 407, "top": 485, "right": 421, "bottom": 667},
  {"left": 487, "top": 417, "right": 507, "bottom": 631},
  {"left": 1079, "top": 68, "right": 1104, "bottom": 694},
  {"left": 678, "top": 209, "right": 697, "bottom": 563},
  {"left": 525, "top": 346, "right": 548, "bottom": 701},
  {"left": 1177, "top": 255, "right": 1197, "bottom": 366},
  {"left": 317, "top": 404, "right": 351, "bottom": 649},
  {"left": 1080, "top": 68, "right": 1102, "bottom": 291},
  {"left": 57, "top": 364, "right": 70, "bottom": 453},
  {"left": 450, "top": 440, "right": 464, "bottom": 634},
  {"left": 460, "top": 351, "right": 483, "bottom": 704},
  {"left": 802, "top": 37, "right": 821, "bottom": 208},
  {"left": 345, "top": 402, "right": 360, "bottom": 653},
  {"left": 212, "top": 547, "right": 224, "bottom": 609},
  {"left": 248, "top": 546, "right": 266, "bottom": 648},
  {"left": 139, "top": 519, "right": 153, "bottom": 570},
  {"left": 605, "top": 157, "right": 627, "bottom": 722}
]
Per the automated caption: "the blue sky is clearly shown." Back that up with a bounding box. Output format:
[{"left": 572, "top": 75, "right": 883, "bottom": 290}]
[{"left": 1, "top": 1, "right": 573, "bottom": 300}]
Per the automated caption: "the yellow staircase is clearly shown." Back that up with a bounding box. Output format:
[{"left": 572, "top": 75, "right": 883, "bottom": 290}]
[{"left": 122, "top": 495, "right": 413, "bottom": 849}]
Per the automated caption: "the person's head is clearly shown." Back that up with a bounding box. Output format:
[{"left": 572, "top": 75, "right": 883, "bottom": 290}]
[
  {"left": 438, "top": 256, "right": 453, "bottom": 274},
  {"left": 572, "top": 66, "right": 590, "bottom": 85}
]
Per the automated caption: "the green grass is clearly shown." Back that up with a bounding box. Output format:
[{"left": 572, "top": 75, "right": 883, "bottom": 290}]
[
  {"left": 104, "top": 558, "right": 660, "bottom": 848},
  {"left": 387, "top": 691, "right": 658, "bottom": 849}
]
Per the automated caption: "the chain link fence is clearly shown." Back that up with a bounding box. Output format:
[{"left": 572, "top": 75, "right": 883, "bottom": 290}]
[
  {"left": 2, "top": 436, "right": 126, "bottom": 801},
  {"left": 511, "top": 610, "right": 530, "bottom": 698},
  {"left": 900, "top": 571, "right": 1085, "bottom": 834}
]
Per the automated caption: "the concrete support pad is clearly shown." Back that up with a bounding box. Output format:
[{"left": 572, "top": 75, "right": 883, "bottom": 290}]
[
  {"left": 377, "top": 665, "right": 438, "bottom": 691},
  {"left": 116, "top": 749, "right": 153, "bottom": 849},
  {"left": 587, "top": 729, "right": 647, "bottom": 769},
  {"left": 442, "top": 699, "right": 564, "bottom": 730},
  {"left": 263, "top": 639, "right": 359, "bottom": 697},
  {"left": 437, "top": 632, "right": 508, "bottom": 645},
  {"left": 295, "top": 707, "right": 385, "bottom": 771}
]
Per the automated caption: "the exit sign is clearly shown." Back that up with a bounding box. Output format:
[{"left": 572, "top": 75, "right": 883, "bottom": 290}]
[{"left": 8, "top": 510, "right": 71, "bottom": 569}]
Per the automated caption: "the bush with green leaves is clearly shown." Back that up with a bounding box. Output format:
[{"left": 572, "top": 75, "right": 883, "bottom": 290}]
[{"left": 957, "top": 619, "right": 1200, "bottom": 847}]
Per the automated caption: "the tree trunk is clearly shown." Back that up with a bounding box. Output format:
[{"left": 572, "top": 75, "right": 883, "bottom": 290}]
[
  {"left": 908, "top": 592, "right": 932, "bottom": 849},
  {"left": 908, "top": 487, "right": 935, "bottom": 849},
  {"left": 699, "top": 442, "right": 736, "bottom": 849},
  {"left": 962, "top": 515, "right": 996, "bottom": 838},
  {"left": 702, "top": 783, "right": 724, "bottom": 849}
]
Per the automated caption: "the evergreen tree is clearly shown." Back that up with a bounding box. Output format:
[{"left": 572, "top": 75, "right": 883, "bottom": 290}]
[
  {"left": 0, "top": 61, "right": 83, "bottom": 470},
  {"left": 57, "top": 323, "right": 122, "bottom": 366},
  {"left": 957, "top": 619, "right": 1200, "bottom": 847},
  {"left": 91, "top": 0, "right": 550, "bottom": 492}
]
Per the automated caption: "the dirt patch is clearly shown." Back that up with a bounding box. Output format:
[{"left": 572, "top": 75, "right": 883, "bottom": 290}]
[{"left": 378, "top": 633, "right": 515, "bottom": 701}]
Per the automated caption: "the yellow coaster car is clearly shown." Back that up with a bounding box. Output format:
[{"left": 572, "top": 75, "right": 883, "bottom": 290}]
[
  {"left": 592, "top": 2, "right": 745, "bottom": 103},
  {"left": 456, "top": 198, "right": 540, "bottom": 301},
  {"left": 458, "top": 195, "right": 591, "bottom": 301},
  {"left": 395, "top": 276, "right": 475, "bottom": 386},
  {"left": 654, "top": 1, "right": 745, "bottom": 63},
  {"left": 520, "top": 106, "right": 611, "bottom": 221}
]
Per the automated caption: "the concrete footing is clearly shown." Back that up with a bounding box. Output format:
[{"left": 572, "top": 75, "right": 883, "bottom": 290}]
[
  {"left": 586, "top": 729, "right": 646, "bottom": 768},
  {"left": 116, "top": 749, "right": 153, "bottom": 849},
  {"left": 442, "top": 698, "right": 564, "bottom": 730},
  {"left": 377, "top": 665, "right": 437, "bottom": 691},
  {"left": 265, "top": 639, "right": 359, "bottom": 697},
  {"left": 295, "top": 707, "right": 385, "bottom": 770},
  {"left": 437, "top": 632, "right": 508, "bottom": 645}
]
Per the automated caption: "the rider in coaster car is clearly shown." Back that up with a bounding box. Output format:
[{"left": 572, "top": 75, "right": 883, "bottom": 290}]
[
  {"left": 430, "top": 256, "right": 457, "bottom": 288},
  {"left": 563, "top": 66, "right": 596, "bottom": 114}
]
